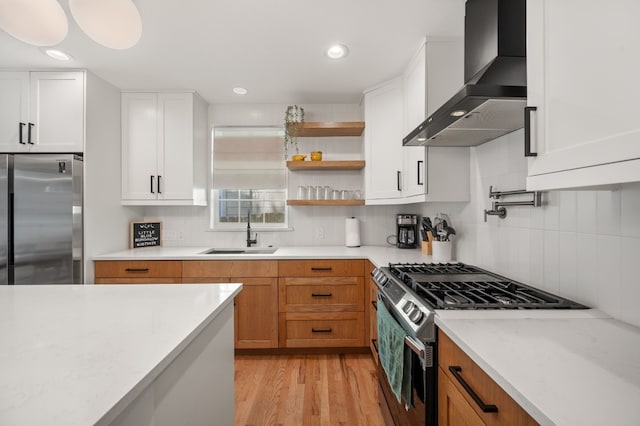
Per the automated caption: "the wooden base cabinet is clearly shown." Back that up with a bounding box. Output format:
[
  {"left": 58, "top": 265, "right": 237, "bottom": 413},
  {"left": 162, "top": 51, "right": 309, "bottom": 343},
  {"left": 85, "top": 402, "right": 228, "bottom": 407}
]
[
  {"left": 278, "top": 259, "right": 366, "bottom": 349},
  {"left": 438, "top": 330, "right": 538, "bottom": 426},
  {"left": 182, "top": 260, "right": 278, "bottom": 349}
]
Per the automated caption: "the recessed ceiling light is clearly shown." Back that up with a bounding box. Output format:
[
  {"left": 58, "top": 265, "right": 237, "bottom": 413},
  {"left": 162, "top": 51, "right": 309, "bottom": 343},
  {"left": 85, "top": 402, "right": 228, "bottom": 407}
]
[
  {"left": 233, "top": 87, "right": 248, "bottom": 95},
  {"left": 450, "top": 110, "right": 467, "bottom": 117},
  {"left": 326, "top": 44, "right": 349, "bottom": 60},
  {"left": 44, "top": 48, "right": 70, "bottom": 61}
]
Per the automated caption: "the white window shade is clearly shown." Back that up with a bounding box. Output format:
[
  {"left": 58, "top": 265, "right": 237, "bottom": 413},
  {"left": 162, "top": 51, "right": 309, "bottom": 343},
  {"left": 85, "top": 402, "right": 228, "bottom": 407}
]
[{"left": 213, "top": 127, "right": 285, "bottom": 190}]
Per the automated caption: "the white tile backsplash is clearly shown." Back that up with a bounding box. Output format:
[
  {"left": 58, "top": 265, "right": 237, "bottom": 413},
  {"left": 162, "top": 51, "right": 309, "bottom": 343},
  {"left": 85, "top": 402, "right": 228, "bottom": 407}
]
[{"left": 463, "top": 130, "right": 640, "bottom": 327}]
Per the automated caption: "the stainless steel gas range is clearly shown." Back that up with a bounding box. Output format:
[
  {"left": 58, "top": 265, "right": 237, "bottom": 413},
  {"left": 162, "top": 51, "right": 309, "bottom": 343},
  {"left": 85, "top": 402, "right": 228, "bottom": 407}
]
[{"left": 371, "top": 262, "right": 587, "bottom": 426}]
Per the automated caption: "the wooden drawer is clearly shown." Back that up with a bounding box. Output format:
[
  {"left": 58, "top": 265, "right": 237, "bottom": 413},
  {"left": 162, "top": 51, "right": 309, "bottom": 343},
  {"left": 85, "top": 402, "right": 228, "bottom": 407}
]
[
  {"left": 94, "top": 261, "right": 182, "bottom": 279},
  {"left": 278, "top": 259, "right": 364, "bottom": 277},
  {"left": 278, "top": 277, "right": 364, "bottom": 313},
  {"left": 182, "top": 260, "right": 277, "bottom": 278},
  {"left": 95, "top": 278, "right": 181, "bottom": 284},
  {"left": 279, "top": 312, "right": 364, "bottom": 348},
  {"left": 438, "top": 330, "right": 538, "bottom": 426}
]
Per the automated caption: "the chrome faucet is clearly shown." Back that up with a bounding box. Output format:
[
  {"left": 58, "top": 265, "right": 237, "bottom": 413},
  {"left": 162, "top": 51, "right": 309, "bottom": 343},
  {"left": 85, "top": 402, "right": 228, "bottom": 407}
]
[{"left": 246, "top": 211, "right": 257, "bottom": 247}]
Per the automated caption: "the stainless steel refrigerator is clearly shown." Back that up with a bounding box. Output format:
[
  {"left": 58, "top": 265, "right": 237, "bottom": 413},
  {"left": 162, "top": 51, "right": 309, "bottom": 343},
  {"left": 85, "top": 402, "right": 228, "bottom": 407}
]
[{"left": 0, "top": 154, "right": 83, "bottom": 285}]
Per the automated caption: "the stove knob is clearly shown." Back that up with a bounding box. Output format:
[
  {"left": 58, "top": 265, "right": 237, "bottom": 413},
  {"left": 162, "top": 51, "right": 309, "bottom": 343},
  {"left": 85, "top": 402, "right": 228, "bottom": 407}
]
[
  {"left": 409, "top": 308, "right": 424, "bottom": 324},
  {"left": 402, "top": 301, "right": 415, "bottom": 314}
]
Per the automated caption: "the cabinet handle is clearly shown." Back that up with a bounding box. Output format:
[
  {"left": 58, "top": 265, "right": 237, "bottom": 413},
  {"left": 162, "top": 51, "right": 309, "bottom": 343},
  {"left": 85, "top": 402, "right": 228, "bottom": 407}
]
[
  {"left": 311, "top": 328, "right": 332, "bottom": 333},
  {"left": 150, "top": 176, "right": 155, "bottom": 193},
  {"left": 157, "top": 175, "right": 162, "bottom": 194},
  {"left": 371, "top": 300, "right": 377, "bottom": 310},
  {"left": 19, "top": 123, "right": 26, "bottom": 144},
  {"left": 311, "top": 267, "right": 332, "bottom": 271},
  {"left": 27, "top": 123, "right": 34, "bottom": 145},
  {"left": 397, "top": 171, "right": 402, "bottom": 191},
  {"left": 124, "top": 268, "right": 150, "bottom": 273},
  {"left": 371, "top": 339, "right": 378, "bottom": 354},
  {"left": 311, "top": 293, "right": 332, "bottom": 297},
  {"left": 448, "top": 366, "right": 499, "bottom": 413},
  {"left": 524, "top": 106, "right": 537, "bottom": 157},
  {"left": 417, "top": 160, "right": 424, "bottom": 185}
]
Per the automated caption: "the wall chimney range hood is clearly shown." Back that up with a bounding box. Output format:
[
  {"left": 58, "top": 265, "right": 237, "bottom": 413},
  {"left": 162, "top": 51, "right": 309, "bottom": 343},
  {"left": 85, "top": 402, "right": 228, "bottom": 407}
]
[{"left": 403, "top": 0, "right": 526, "bottom": 147}]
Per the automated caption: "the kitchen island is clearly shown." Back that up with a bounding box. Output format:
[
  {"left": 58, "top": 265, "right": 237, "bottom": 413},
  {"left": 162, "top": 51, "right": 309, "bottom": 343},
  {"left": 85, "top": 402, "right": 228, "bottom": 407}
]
[{"left": 0, "top": 283, "right": 241, "bottom": 426}]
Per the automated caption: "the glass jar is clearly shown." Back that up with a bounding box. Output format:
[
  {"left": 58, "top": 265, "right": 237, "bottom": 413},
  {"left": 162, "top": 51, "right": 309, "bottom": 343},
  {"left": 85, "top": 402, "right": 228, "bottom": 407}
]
[{"left": 297, "top": 185, "right": 307, "bottom": 200}]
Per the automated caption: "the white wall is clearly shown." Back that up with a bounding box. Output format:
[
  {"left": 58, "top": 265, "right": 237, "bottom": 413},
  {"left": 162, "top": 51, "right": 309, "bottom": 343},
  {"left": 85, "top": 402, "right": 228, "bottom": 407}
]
[
  {"left": 455, "top": 129, "right": 640, "bottom": 328},
  {"left": 84, "top": 72, "right": 142, "bottom": 283}
]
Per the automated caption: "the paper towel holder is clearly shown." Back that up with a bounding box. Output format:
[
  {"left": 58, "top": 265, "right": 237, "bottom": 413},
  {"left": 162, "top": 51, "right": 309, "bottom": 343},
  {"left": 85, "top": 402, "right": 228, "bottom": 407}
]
[{"left": 345, "top": 217, "right": 361, "bottom": 247}]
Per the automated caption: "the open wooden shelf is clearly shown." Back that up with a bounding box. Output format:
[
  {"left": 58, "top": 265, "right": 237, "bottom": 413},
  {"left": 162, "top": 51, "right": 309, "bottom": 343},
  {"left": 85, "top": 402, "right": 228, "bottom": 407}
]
[
  {"left": 287, "top": 200, "right": 365, "bottom": 206},
  {"left": 287, "top": 121, "right": 365, "bottom": 137},
  {"left": 287, "top": 160, "right": 365, "bottom": 170}
]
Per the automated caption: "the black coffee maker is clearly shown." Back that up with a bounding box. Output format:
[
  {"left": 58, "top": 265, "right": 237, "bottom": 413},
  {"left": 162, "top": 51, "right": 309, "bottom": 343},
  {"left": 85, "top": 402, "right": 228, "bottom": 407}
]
[{"left": 396, "top": 214, "right": 418, "bottom": 249}]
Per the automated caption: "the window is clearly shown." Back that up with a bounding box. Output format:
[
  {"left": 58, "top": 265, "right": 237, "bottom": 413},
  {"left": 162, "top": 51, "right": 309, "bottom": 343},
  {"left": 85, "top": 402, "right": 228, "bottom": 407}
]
[{"left": 211, "top": 126, "right": 288, "bottom": 229}]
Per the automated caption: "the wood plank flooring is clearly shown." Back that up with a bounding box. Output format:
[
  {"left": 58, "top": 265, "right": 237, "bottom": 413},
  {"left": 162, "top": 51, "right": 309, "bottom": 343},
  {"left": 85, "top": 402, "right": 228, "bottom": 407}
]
[{"left": 235, "top": 354, "right": 386, "bottom": 426}]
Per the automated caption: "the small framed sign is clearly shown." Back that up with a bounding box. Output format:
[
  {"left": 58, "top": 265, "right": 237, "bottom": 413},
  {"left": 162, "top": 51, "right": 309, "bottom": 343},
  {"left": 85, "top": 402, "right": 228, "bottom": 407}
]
[{"left": 130, "top": 221, "right": 162, "bottom": 248}]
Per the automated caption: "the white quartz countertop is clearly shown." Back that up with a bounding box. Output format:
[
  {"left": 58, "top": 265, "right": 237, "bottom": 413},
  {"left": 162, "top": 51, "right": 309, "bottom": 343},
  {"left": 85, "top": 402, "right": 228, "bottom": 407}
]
[
  {"left": 93, "top": 245, "right": 432, "bottom": 267},
  {"left": 436, "top": 310, "right": 640, "bottom": 426},
  {"left": 0, "top": 283, "right": 242, "bottom": 426}
]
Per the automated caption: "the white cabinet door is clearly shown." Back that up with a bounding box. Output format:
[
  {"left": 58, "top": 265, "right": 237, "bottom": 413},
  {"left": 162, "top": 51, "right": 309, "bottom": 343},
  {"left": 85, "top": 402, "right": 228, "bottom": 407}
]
[
  {"left": 401, "top": 39, "right": 466, "bottom": 202},
  {"left": 364, "top": 78, "right": 404, "bottom": 203},
  {"left": 29, "top": 72, "right": 84, "bottom": 152},
  {"left": 526, "top": 0, "right": 640, "bottom": 190},
  {"left": 121, "top": 93, "right": 159, "bottom": 201},
  {"left": 157, "top": 93, "right": 194, "bottom": 201},
  {"left": 403, "top": 43, "right": 427, "bottom": 199},
  {"left": 0, "top": 72, "right": 30, "bottom": 152}
]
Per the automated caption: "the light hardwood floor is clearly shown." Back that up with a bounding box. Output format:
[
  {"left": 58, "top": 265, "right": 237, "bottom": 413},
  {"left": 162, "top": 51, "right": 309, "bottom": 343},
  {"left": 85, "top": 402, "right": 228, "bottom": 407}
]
[{"left": 235, "top": 354, "right": 386, "bottom": 426}]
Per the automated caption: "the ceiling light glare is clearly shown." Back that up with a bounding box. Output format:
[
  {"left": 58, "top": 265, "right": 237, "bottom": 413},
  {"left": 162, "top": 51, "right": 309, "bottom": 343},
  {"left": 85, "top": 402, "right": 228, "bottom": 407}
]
[
  {"left": 450, "top": 110, "right": 467, "bottom": 117},
  {"left": 417, "top": 137, "right": 427, "bottom": 142},
  {"left": 326, "top": 44, "right": 349, "bottom": 60},
  {"left": 44, "top": 48, "right": 71, "bottom": 61},
  {"left": 69, "top": 0, "right": 142, "bottom": 50},
  {"left": 233, "top": 87, "right": 248, "bottom": 95},
  {"left": 0, "top": 0, "right": 68, "bottom": 46}
]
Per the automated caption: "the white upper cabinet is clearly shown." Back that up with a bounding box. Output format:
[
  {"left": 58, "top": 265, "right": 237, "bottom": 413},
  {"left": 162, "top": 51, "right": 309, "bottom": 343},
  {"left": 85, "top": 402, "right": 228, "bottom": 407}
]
[
  {"left": 121, "top": 91, "right": 208, "bottom": 206},
  {"left": 0, "top": 71, "right": 84, "bottom": 153},
  {"left": 526, "top": 0, "right": 640, "bottom": 190},
  {"left": 364, "top": 78, "right": 405, "bottom": 203},
  {"left": 401, "top": 39, "right": 469, "bottom": 203}
]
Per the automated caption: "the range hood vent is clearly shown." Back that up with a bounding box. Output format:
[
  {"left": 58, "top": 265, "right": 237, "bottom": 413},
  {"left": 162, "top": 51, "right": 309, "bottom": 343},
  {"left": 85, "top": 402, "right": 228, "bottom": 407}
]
[{"left": 404, "top": 0, "right": 526, "bottom": 147}]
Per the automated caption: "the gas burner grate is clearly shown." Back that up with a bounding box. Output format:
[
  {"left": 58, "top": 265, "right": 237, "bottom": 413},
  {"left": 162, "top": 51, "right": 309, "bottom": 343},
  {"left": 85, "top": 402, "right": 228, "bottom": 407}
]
[{"left": 388, "top": 262, "right": 485, "bottom": 275}]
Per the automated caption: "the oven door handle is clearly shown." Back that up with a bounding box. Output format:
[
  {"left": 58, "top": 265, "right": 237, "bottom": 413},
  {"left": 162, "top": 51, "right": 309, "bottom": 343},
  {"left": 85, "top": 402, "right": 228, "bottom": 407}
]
[{"left": 404, "top": 335, "right": 425, "bottom": 359}]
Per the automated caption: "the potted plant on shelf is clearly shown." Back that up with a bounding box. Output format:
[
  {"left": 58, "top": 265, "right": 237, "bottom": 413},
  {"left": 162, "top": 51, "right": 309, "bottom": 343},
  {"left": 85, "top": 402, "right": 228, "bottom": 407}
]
[{"left": 283, "top": 105, "right": 305, "bottom": 159}]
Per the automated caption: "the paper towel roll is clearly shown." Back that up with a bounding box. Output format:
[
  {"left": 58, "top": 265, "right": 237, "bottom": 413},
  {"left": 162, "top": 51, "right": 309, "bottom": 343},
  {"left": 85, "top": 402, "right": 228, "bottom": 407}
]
[{"left": 345, "top": 217, "right": 361, "bottom": 247}]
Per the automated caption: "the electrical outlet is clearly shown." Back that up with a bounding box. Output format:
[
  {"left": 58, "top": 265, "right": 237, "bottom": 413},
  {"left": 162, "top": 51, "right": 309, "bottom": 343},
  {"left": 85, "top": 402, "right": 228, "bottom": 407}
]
[{"left": 317, "top": 226, "right": 325, "bottom": 240}]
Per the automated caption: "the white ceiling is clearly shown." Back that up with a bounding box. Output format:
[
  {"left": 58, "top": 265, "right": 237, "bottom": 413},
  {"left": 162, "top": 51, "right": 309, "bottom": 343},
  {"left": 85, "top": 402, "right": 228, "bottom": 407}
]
[{"left": 0, "top": 0, "right": 465, "bottom": 105}]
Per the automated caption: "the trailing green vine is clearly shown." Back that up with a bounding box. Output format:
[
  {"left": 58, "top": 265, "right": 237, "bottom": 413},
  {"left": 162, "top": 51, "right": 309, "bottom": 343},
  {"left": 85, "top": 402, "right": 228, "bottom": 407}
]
[{"left": 284, "top": 105, "right": 305, "bottom": 158}]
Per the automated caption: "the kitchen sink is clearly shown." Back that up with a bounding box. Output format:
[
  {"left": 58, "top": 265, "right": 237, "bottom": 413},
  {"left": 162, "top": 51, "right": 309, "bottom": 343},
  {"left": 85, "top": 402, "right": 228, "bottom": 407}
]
[{"left": 199, "top": 247, "right": 278, "bottom": 255}]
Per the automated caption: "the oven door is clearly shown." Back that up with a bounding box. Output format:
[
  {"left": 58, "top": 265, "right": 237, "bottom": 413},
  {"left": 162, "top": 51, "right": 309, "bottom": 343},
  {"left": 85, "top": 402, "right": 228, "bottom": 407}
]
[{"left": 376, "top": 292, "right": 437, "bottom": 426}]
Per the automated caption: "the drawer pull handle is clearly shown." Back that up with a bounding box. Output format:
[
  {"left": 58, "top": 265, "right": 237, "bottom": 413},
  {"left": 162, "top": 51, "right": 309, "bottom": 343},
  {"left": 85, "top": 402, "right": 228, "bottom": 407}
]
[
  {"left": 448, "top": 366, "right": 498, "bottom": 413},
  {"left": 311, "top": 267, "right": 333, "bottom": 271},
  {"left": 311, "top": 328, "right": 333, "bottom": 333},
  {"left": 124, "top": 268, "right": 150, "bottom": 273},
  {"left": 371, "top": 300, "right": 377, "bottom": 310},
  {"left": 311, "top": 293, "right": 333, "bottom": 297}
]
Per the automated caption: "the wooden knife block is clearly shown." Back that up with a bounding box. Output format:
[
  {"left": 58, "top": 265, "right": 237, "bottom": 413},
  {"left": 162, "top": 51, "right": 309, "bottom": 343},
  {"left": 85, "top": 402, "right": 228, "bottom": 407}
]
[{"left": 421, "top": 231, "right": 434, "bottom": 255}]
